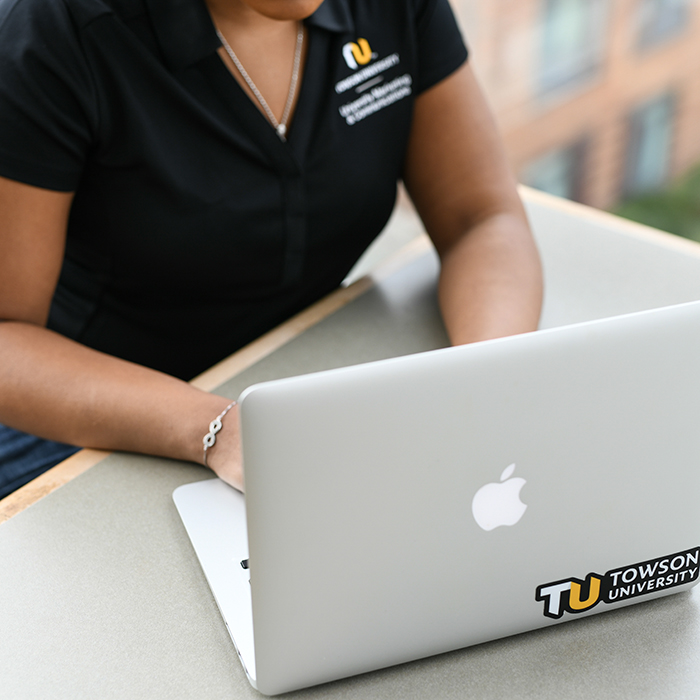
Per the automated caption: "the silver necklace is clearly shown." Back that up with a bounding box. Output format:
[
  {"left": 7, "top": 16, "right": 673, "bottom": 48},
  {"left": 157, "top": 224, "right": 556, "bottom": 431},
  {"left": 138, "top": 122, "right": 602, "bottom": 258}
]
[{"left": 216, "top": 24, "right": 304, "bottom": 142}]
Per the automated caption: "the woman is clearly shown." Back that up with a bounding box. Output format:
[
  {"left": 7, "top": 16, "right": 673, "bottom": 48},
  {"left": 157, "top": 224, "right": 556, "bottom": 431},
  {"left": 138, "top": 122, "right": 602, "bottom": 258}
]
[{"left": 0, "top": 0, "right": 542, "bottom": 497}]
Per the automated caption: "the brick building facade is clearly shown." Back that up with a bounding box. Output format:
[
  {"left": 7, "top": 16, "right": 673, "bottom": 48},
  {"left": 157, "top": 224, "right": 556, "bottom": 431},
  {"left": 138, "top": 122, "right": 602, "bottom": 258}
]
[{"left": 449, "top": 0, "right": 700, "bottom": 209}]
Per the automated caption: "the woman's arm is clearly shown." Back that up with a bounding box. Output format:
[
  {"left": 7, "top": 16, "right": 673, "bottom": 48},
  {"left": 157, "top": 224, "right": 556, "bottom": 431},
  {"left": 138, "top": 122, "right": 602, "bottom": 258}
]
[
  {"left": 403, "top": 63, "right": 543, "bottom": 344},
  {"left": 0, "top": 176, "right": 242, "bottom": 489}
]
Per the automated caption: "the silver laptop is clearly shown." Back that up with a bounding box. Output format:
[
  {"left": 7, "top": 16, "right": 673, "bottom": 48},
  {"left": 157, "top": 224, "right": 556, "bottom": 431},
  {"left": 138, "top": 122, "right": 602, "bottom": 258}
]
[{"left": 174, "top": 300, "right": 700, "bottom": 695}]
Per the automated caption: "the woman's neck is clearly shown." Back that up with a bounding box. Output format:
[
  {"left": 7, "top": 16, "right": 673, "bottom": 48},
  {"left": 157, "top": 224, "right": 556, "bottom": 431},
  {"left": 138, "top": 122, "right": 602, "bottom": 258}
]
[{"left": 205, "top": 0, "right": 309, "bottom": 129}]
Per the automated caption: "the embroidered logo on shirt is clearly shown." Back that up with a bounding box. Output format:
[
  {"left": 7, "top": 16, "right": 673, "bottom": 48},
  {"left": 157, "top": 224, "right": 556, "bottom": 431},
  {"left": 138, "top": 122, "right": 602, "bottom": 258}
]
[
  {"left": 342, "top": 38, "right": 373, "bottom": 70},
  {"left": 335, "top": 43, "right": 412, "bottom": 127}
]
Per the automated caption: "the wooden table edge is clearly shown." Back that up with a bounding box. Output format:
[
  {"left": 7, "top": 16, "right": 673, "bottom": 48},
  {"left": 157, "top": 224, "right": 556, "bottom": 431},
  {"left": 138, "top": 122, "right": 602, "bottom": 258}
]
[{"left": 0, "top": 235, "right": 432, "bottom": 524}]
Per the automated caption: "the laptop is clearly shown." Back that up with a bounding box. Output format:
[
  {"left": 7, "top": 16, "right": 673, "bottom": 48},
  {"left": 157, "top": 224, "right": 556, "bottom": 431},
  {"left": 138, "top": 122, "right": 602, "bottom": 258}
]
[{"left": 174, "top": 299, "right": 700, "bottom": 695}]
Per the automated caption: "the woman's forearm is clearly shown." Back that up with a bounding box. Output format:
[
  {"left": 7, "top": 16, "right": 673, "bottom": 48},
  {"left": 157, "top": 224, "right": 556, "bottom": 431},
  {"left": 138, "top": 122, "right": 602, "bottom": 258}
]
[
  {"left": 437, "top": 211, "right": 543, "bottom": 346},
  {"left": 0, "top": 321, "right": 240, "bottom": 483},
  {"left": 401, "top": 65, "right": 542, "bottom": 343}
]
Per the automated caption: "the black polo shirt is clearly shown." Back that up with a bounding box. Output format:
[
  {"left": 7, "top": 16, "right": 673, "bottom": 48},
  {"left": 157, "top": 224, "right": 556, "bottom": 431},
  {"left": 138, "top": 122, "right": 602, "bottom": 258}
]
[{"left": 0, "top": 0, "right": 467, "bottom": 379}]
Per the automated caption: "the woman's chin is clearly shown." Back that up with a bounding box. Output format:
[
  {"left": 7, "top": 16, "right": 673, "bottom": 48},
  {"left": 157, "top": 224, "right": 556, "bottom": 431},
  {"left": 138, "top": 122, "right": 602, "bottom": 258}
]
[{"left": 242, "top": 0, "right": 325, "bottom": 21}]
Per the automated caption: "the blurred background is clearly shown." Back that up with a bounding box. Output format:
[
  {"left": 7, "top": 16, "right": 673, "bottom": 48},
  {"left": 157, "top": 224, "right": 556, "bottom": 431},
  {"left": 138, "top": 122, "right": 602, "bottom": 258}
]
[
  {"left": 348, "top": 0, "right": 700, "bottom": 282},
  {"left": 454, "top": 0, "right": 700, "bottom": 239}
]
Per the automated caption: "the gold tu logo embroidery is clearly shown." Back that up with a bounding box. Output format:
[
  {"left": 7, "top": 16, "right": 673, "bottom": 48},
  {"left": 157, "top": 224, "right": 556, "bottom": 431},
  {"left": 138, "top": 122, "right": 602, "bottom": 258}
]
[{"left": 342, "top": 39, "right": 372, "bottom": 69}]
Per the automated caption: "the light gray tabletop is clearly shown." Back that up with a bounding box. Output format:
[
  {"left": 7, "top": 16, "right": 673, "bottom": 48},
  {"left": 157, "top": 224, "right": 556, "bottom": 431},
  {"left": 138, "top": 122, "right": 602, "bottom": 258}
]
[{"left": 2, "top": 190, "right": 700, "bottom": 699}]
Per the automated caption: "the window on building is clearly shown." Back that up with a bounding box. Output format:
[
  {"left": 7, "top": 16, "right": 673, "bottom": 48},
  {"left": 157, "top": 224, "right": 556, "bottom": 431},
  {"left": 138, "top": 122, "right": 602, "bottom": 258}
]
[
  {"left": 637, "top": 0, "right": 689, "bottom": 49},
  {"left": 623, "top": 94, "right": 675, "bottom": 196},
  {"left": 522, "top": 140, "right": 588, "bottom": 202},
  {"left": 539, "top": 0, "right": 608, "bottom": 95}
]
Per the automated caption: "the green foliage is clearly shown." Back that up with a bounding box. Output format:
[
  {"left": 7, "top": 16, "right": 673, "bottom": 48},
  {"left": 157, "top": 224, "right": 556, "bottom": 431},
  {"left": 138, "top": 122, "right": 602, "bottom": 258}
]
[{"left": 614, "top": 165, "right": 700, "bottom": 243}]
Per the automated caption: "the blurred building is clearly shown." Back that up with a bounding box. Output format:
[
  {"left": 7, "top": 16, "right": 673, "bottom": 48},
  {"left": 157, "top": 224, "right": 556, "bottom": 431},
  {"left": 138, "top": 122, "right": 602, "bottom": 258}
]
[{"left": 450, "top": 0, "right": 700, "bottom": 209}]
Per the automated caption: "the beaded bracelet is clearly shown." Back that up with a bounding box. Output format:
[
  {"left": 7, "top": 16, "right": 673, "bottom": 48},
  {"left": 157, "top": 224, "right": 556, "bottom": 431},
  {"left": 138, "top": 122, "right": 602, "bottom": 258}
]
[{"left": 203, "top": 401, "right": 237, "bottom": 468}]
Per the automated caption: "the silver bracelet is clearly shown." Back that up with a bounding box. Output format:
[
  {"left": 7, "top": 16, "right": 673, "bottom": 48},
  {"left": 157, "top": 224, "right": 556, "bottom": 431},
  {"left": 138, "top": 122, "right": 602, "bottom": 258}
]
[{"left": 203, "top": 401, "right": 237, "bottom": 468}]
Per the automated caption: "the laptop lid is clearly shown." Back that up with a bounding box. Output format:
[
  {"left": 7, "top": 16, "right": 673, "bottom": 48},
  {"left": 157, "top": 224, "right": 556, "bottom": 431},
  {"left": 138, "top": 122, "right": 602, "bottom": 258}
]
[{"left": 176, "top": 299, "right": 700, "bottom": 695}]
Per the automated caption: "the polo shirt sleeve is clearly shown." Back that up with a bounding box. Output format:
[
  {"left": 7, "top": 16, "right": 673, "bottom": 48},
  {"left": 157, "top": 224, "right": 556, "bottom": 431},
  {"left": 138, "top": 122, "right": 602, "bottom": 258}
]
[
  {"left": 413, "top": 0, "right": 469, "bottom": 95},
  {"left": 0, "top": 0, "right": 96, "bottom": 191}
]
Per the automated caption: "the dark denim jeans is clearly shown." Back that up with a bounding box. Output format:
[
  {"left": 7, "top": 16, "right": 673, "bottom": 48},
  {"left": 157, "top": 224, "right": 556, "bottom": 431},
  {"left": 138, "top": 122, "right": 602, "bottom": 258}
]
[{"left": 0, "top": 424, "right": 79, "bottom": 500}]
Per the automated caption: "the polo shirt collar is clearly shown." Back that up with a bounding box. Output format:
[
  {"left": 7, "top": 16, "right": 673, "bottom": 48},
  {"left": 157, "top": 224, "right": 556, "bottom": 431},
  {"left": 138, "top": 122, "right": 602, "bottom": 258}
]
[
  {"left": 145, "top": 0, "right": 353, "bottom": 70},
  {"left": 144, "top": 0, "right": 220, "bottom": 70},
  {"left": 306, "top": 0, "right": 354, "bottom": 33}
]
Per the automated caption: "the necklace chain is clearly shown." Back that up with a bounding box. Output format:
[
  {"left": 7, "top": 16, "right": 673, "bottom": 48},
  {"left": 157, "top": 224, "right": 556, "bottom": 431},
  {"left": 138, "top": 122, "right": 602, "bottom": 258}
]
[{"left": 216, "top": 25, "right": 304, "bottom": 142}]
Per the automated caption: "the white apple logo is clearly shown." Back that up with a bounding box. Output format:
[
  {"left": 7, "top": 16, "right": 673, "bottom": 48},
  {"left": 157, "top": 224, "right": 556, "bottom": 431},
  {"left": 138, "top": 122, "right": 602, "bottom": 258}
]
[{"left": 471, "top": 463, "right": 527, "bottom": 531}]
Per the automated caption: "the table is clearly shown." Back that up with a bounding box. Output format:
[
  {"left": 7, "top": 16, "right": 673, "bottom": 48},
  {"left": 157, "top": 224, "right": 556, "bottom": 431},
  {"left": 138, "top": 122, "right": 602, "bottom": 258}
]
[{"left": 2, "top": 188, "right": 700, "bottom": 699}]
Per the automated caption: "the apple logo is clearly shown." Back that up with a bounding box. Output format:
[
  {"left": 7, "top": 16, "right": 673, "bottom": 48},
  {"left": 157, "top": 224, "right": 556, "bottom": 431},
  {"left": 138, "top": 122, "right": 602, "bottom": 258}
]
[{"left": 471, "top": 463, "right": 527, "bottom": 531}]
